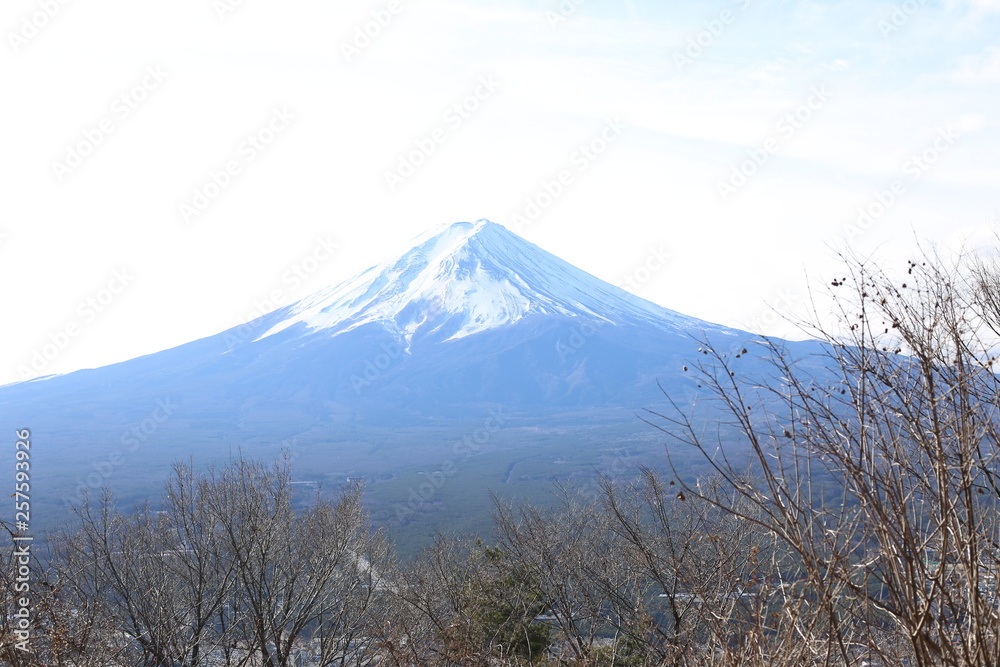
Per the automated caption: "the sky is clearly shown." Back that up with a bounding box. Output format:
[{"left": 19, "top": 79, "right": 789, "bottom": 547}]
[{"left": 2, "top": 0, "right": 998, "bottom": 386}]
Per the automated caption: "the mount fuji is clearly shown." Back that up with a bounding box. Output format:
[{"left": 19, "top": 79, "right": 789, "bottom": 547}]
[
  {"left": 258, "top": 219, "right": 720, "bottom": 346},
  {"left": 222, "top": 217, "right": 745, "bottom": 413},
  {"left": 3, "top": 219, "right": 746, "bottom": 419},
  {"left": 0, "top": 219, "right": 777, "bottom": 539}
]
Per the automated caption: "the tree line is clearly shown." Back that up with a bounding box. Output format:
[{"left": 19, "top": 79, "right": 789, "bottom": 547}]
[{"left": 4, "top": 247, "right": 1000, "bottom": 666}]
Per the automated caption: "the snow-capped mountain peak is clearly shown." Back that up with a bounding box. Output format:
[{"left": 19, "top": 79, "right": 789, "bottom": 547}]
[{"left": 258, "top": 219, "right": 725, "bottom": 345}]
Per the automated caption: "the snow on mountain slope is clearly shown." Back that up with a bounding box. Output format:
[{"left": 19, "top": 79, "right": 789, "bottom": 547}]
[{"left": 260, "top": 219, "right": 732, "bottom": 346}]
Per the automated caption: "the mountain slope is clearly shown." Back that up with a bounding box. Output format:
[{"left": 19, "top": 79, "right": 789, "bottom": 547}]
[
  {"left": 1, "top": 220, "right": 745, "bottom": 420},
  {"left": 0, "top": 219, "right": 778, "bottom": 536}
]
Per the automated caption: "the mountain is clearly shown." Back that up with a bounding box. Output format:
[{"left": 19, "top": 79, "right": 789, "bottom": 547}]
[
  {"left": 260, "top": 219, "right": 721, "bottom": 344},
  {"left": 0, "top": 219, "right": 771, "bottom": 541},
  {"left": 234, "top": 218, "right": 743, "bottom": 413},
  {"left": 2, "top": 219, "right": 745, "bottom": 421}
]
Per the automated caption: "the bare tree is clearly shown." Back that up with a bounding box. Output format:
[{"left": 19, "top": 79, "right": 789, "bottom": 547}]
[
  {"left": 646, "top": 248, "right": 1000, "bottom": 665},
  {"left": 594, "top": 470, "right": 793, "bottom": 665},
  {"left": 204, "top": 457, "right": 391, "bottom": 666},
  {"left": 44, "top": 455, "right": 390, "bottom": 667},
  {"left": 383, "top": 533, "right": 551, "bottom": 666},
  {"left": 492, "top": 490, "right": 621, "bottom": 663},
  {"left": 54, "top": 491, "right": 210, "bottom": 666},
  {"left": 0, "top": 521, "right": 57, "bottom": 667}
]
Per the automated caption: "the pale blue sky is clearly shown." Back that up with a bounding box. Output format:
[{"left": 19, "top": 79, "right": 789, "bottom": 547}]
[{"left": 1, "top": 0, "right": 998, "bottom": 384}]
